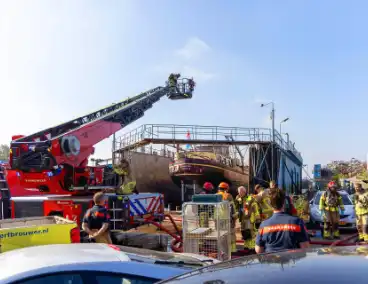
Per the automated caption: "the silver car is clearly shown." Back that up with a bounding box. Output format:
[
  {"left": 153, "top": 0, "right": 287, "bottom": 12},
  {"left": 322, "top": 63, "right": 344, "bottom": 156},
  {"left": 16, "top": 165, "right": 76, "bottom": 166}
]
[
  {"left": 309, "top": 190, "right": 356, "bottom": 230},
  {"left": 0, "top": 243, "right": 217, "bottom": 283},
  {"left": 158, "top": 246, "right": 368, "bottom": 284}
]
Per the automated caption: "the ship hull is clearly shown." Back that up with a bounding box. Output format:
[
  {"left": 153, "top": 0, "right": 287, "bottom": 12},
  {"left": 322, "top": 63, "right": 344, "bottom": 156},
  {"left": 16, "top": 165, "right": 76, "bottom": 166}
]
[
  {"left": 123, "top": 152, "right": 182, "bottom": 206},
  {"left": 169, "top": 158, "right": 248, "bottom": 197}
]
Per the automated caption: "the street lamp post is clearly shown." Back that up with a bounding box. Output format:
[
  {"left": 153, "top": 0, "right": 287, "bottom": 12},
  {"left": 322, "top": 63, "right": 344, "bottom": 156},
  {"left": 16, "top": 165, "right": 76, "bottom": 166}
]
[
  {"left": 280, "top": 117, "right": 290, "bottom": 135},
  {"left": 261, "top": 102, "right": 275, "bottom": 181}
]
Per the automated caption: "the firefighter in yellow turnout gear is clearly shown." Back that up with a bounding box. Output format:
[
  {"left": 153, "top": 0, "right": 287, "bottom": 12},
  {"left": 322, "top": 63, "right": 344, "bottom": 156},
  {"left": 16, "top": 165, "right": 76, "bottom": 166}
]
[
  {"left": 234, "top": 186, "right": 247, "bottom": 225},
  {"left": 235, "top": 186, "right": 250, "bottom": 248},
  {"left": 319, "top": 181, "right": 345, "bottom": 239},
  {"left": 254, "top": 184, "right": 273, "bottom": 221},
  {"left": 354, "top": 182, "right": 368, "bottom": 242},
  {"left": 168, "top": 73, "right": 180, "bottom": 87},
  {"left": 242, "top": 191, "right": 261, "bottom": 249},
  {"left": 217, "top": 182, "right": 237, "bottom": 252}
]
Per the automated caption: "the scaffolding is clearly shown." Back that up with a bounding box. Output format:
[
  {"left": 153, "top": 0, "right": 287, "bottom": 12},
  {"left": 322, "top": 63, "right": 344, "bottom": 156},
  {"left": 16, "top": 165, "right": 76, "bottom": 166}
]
[
  {"left": 113, "top": 124, "right": 303, "bottom": 194},
  {"left": 115, "top": 124, "right": 301, "bottom": 159}
]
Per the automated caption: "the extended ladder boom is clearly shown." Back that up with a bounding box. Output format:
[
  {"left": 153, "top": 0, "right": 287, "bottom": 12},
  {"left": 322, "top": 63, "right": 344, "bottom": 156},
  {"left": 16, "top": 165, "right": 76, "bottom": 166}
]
[{"left": 10, "top": 75, "right": 195, "bottom": 171}]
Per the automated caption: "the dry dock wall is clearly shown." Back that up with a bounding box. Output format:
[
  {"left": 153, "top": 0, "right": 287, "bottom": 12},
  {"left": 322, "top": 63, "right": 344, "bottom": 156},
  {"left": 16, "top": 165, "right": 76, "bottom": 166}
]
[{"left": 125, "top": 152, "right": 180, "bottom": 206}]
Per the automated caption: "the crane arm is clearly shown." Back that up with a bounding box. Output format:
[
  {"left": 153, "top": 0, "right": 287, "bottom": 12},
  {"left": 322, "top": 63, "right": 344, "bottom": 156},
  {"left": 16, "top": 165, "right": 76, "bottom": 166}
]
[{"left": 10, "top": 75, "right": 195, "bottom": 171}]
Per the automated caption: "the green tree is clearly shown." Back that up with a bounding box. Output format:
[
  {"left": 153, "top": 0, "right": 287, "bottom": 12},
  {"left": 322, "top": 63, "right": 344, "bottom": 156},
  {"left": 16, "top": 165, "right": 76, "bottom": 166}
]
[
  {"left": 0, "top": 144, "right": 10, "bottom": 160},
  {"left": 357, "top": 170, "right": 368, "bottom": 180}
]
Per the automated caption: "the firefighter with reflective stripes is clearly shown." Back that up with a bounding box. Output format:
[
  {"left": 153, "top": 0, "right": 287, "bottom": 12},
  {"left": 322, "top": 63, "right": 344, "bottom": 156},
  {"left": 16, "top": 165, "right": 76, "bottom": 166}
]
[
  {"left": 82, "top": 192, "right": 112, "bottom": 244},
  {"left": 217, "top": 182, "right": 237, "bottom": 252},
  {"left": 354, "top": 182, "right": 368, "bottom": 242},
  {"left": 255, "top": 188, "right": 309, "bottom": 253},
  {"left": 319, "top": 181, "right": 344, "bottom": 239},
  {"left": 242, "top": 189, "right": 261, "bottom": 249},
  {"left": 255, "top": 184, "right": 273, "bottom": 221}
]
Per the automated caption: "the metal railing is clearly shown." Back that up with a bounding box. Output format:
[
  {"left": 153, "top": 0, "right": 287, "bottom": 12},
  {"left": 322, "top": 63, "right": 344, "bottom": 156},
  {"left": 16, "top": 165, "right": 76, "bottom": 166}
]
[{"left": 116, "top": 124, "right": 302, "bottom": 162}]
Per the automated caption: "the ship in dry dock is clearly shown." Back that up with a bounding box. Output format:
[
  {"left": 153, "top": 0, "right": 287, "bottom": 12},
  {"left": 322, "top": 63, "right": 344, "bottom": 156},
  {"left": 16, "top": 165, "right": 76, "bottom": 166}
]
[
  {"left": 169, "top": 145, "right": 248, "bottom": 195},
  {"left": 114, "top": 124, "right": 304, "bottom": 206}
]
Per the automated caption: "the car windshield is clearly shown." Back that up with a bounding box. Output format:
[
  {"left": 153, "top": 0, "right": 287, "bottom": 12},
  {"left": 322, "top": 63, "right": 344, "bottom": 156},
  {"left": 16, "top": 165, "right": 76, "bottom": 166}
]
[
  {"left": 116, "top": 245, "right": 210, "bottom": 266},
  {"left": 314, "top": 192, "right": 352, "bottom": 205}
]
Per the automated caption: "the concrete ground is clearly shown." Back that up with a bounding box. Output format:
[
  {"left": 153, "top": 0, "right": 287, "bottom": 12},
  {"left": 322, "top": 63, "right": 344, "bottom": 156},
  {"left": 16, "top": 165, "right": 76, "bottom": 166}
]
[{"left": 144, "top": 211, "right": 359, "bottom": 251}]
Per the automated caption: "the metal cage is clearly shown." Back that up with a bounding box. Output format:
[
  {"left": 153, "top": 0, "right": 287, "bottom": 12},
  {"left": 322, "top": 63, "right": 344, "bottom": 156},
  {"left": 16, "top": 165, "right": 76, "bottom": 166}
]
[{"left": 182, "top": 201, "right": 231, "bottom": 261}]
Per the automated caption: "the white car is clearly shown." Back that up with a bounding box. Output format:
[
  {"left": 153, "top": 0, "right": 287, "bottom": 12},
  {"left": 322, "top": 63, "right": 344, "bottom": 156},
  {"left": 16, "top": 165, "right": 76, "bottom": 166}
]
[
  {"left": 0, "top": 243, "right": 218, "bottom": 283},
  {"left": 309, "top": 190, "right": 356, "bottom": 230}
]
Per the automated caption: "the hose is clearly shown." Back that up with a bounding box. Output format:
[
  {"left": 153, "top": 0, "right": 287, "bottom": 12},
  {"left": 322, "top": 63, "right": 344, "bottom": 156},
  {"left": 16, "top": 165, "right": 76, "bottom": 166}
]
[
  {"left": 330, "top": 233, "right": 358, "bottom": 246},
  {"left": 170, "top": 238, "right": 183, "bottom": 253},
  {"left": 309, "top": 233, "right": 359, "bottom": 246}
]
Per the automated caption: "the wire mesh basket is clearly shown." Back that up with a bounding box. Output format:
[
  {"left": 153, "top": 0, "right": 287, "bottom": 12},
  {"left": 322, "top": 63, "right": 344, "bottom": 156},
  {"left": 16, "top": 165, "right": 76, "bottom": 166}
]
[{"left": 182, "top": 201, "right": 231, "bottom": 261}]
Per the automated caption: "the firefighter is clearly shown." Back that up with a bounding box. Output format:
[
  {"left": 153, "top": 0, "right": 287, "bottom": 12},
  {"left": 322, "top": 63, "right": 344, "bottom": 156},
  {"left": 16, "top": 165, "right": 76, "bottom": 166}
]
[
  {"left": 255, "top": 188, "right": 310, "bottom": 253},
  {"left": 168, "top": 73, "right": 180, "bottom": 87},
  {"left": 200, "top": 182, "right": 215, "bottom": 194},
  {"left": 168, "top": 73, "right": 176, "bottom": 87},
  {"left": 119, "top": 181, "right": 136, "bottom": 195},
  {"left": 298, "top": 194, "right": 310, "bottom": 222},
  {"left": 255, "top": 184, "right": 273, "bottom": 221},
  {"left": 284, "top": 194, "right": 299, "bottom": 217},
  {"left": 269, "top": 180, "right": 277, "bottom": 189},
  {"left": 188, "top": 78, "right": 195, "bottom": 91},
  {"left": 217, "top": 182, "right": 237, "bottom": 252},
  {"left": 185, "top": 78, "right": 195, "bottom": 97},
  {"left": 234, "top": 186, "right": 247, "bottom": 224},
  {"left": 242, "top": 188, "right": 261, "bottom": 249},
  {"left": 199, "top": 182, "right": 215, "bottom": 227},
  {"left": 354, "top": 182, "right": 368, "bottom": 242},
  {"left": 82, "top": 192, "right": 112, "bottom": 244},
  {"left": 319, "top": 181, "right": 345, "bottom": 239},
  {"left": 217, "top": 182, "right": 234, "bottom": 202}
]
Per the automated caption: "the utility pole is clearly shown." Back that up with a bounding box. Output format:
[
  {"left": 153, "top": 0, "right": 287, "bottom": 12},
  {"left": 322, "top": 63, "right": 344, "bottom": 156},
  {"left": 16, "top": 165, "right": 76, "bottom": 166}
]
[
  {"left": 271, "top": 104, "right": 275, "bottom": 181},
  {"left": 261, "top": 102, "right": 275, "bottom": 181}
]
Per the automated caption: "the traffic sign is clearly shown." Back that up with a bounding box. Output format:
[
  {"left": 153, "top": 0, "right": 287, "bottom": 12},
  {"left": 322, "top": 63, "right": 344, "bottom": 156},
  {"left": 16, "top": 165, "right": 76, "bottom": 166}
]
[{"left": 314, "top": 164, "right": 321, "bottom": 179}]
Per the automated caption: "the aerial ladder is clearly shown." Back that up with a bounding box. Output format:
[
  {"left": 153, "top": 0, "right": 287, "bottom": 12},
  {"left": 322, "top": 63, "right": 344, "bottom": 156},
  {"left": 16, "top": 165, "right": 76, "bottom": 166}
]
[{"left": 7, "top": 74, "right": 195, "bottom": 197}]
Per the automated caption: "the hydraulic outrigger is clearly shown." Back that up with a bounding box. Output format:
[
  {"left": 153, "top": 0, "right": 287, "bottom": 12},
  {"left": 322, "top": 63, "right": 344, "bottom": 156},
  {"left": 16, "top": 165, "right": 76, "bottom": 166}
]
[{"left": 7, "top": 75, "right": 195, "bottom": 197}]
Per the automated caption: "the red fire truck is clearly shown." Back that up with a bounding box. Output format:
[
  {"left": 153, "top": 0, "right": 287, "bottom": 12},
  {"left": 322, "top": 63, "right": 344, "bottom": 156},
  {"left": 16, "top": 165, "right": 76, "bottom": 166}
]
[{"left": 2, "top": 75, "right": 194, "bottom": 227}]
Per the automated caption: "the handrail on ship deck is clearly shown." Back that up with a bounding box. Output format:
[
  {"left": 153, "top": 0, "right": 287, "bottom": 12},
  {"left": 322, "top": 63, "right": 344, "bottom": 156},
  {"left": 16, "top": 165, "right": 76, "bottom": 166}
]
[{"left": 115, "top": 124, "right": 302, "bottom": 162}]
